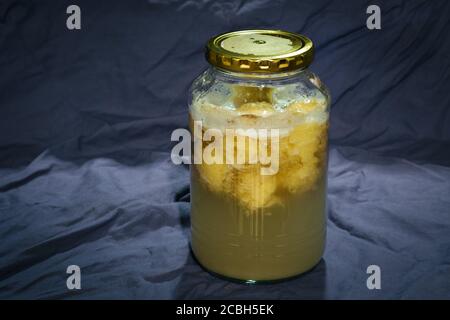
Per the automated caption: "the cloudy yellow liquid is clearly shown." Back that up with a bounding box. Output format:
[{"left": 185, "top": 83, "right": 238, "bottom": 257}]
[{"left": 190, "top": 89, "right": 328, "bottom": 282}]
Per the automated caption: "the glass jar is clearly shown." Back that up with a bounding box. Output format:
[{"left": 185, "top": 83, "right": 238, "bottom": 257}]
[{"left": 189, "top": 30, "right": 330, "bottom": 282}]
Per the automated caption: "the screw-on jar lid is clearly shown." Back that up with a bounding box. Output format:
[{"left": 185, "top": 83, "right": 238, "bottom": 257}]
[{"left": 206, "top": 30, "right": 314, "bottom": 73}]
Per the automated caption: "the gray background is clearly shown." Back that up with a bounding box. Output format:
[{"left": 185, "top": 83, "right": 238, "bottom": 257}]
[{"left": 0, "top": 0, "right": 449, "bottom": 299}]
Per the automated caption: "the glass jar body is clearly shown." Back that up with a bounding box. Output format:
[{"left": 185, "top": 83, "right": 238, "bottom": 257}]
[{"left": 189, "top": 67, "right": 330, "bottom": 282}]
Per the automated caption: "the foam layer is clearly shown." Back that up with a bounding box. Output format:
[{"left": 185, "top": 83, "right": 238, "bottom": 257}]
[{"left": 190, "top": 97, "right": 328, "bottom": 133}]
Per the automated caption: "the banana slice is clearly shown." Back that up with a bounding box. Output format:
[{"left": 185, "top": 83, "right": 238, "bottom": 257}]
[
  {"left": 279, "top": 122, "right": 327, "bottom": 194},
  {"left": 238, "top": 102, "right": 274, "bottom": 116},
  {"left": 287, "top": 99, "right": 322, "bottom": 114},
  {"left": 196, "top": 163, "right": 229, "bottom": 194},
  {"left": 279, "top": 160, "right": 321, "bottom": 194},
  {"left": 231, "top": 165, "right": 279, "bottom": 210},
  {"left": 233, "top": 86, "right": 273, "bottom": 108}
]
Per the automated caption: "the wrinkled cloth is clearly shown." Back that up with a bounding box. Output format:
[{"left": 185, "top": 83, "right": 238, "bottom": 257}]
[{"left": 0, "top": 0, "right": 449, "bottom": 299}]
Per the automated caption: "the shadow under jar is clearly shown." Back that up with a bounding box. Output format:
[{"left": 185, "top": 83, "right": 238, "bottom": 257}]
[{"left": 189, "top": 30, "right": 331, "bottom": 283}]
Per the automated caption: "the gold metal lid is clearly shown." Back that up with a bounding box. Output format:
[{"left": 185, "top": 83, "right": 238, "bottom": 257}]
[{"left": 206, "top": 30, "right": 314, "bottom": 73}]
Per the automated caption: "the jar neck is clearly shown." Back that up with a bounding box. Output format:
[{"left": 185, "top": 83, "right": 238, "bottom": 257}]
[{"left": 211, "top": 66, "right": 308, "bottom": 81}]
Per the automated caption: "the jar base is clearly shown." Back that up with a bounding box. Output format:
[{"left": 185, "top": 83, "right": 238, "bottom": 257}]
[{"left": 189, "top": 245, "right": 323, "bottom": 285}]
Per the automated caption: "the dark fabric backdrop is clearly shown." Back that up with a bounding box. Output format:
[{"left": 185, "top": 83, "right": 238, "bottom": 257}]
[{"left": 0, "top": 0, "right": 449, "bottom": 299}]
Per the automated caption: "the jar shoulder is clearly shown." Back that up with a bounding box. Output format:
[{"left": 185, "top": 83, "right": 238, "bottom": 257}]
[{"left": 190, "top": 67, "right": 330, "bottom": 111}]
